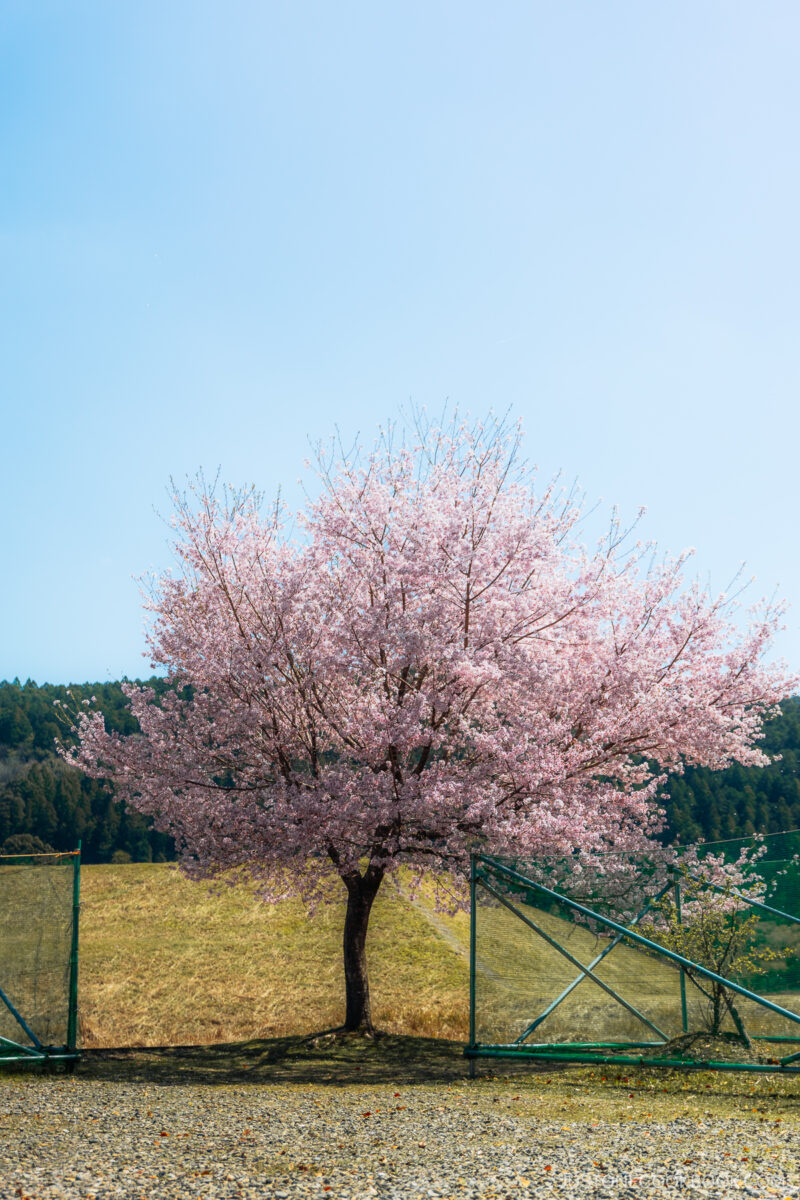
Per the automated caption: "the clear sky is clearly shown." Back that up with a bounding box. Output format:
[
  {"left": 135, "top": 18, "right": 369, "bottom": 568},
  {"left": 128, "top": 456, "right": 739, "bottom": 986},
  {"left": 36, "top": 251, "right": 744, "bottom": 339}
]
[{"left": 2, "top": 2, "right": 799, "bottom": 685}]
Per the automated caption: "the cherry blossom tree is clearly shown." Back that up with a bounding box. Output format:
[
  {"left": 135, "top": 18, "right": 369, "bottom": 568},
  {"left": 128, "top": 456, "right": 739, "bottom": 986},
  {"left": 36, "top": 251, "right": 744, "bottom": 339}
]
[
  {"left": 65, "top": 414, "right": 796, "bottom": 1031},
  {"left": 643, "top": 841, "right": 786, "bottom": 1045}
]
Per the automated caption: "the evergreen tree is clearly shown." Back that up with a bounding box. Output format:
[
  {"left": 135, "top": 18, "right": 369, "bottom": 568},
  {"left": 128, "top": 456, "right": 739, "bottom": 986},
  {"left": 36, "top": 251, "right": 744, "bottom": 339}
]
[{"left": 0, "top": 679, "right": 175, "bottom": 862}]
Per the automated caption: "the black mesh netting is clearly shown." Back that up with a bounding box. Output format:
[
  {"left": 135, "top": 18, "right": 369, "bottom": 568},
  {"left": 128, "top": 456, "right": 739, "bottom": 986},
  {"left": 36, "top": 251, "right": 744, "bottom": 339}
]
[
  {"left": 0, "top": 854, "right": 76, "bottom": 1049},
  {"left": 473, "top": 835, "right": 800, "bottom": 1059}
]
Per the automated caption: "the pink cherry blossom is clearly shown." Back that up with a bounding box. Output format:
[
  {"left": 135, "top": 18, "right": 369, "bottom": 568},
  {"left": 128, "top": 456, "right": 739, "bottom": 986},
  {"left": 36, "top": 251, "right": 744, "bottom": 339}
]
[{"left": 64, "top": 413, "right": 797, "bottom": 1029}]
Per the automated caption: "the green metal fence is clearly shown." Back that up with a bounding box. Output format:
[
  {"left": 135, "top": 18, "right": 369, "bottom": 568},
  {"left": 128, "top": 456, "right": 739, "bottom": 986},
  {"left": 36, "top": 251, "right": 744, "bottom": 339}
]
[
  {"left": 0, "top": 849, "right": 80, "bottom": 1068},
  {"left": 467, "top": 837, "right": 800, "bottom": 1074}
]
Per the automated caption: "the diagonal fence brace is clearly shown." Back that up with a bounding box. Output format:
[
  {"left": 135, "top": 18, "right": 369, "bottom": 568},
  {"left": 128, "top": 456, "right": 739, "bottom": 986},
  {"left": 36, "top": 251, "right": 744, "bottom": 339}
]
[
  {"left": 477, "top": 873, "right": 669, "bottom": 1042},
  {"left": 478, "top": 855, "right": 800, "bottom": 1030},
  {"left": 513, "top": 878, "right": 675, "bottom": 1044},
  {"left": 0, "top": 984, "right": 43, "bottom": 1050}
]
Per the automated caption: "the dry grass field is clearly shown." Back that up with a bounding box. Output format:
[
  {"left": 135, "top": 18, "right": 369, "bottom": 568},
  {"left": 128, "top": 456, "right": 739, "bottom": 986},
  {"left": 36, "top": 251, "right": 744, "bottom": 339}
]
[
  {"left": 78, "top": 864, "right": 472, "bottom": 1048},
  {"left": 77, "top": 863, "right": 800, "bottom": 1055}
]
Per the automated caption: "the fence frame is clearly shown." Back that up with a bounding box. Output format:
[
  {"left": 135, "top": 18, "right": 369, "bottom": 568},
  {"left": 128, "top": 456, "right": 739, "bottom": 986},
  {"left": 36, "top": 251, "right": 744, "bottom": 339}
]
[
  {"left": 466, "top": 852, "right": 800, "bottom": 1074},
  {"left": 0, "top": 848, "right": 81, "bottom": 1069}
]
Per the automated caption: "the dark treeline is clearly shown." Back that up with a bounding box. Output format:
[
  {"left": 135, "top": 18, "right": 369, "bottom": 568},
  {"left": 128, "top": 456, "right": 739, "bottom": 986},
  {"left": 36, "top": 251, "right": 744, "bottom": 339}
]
[
  {"left": 0, "top": 679, "right": 175, "bottom": 863},
  {"left": 662, "top": 695, "right": 800, "bottom": 845},
  {"left": 0, "top": 680, "right": 799, "bottom": 862}
]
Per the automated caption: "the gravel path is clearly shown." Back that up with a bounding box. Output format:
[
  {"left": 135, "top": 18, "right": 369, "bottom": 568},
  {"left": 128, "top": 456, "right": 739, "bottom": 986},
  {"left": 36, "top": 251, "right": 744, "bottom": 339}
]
[{"left": 1, "top": 1074, "right": 799, "bottom": 1200}]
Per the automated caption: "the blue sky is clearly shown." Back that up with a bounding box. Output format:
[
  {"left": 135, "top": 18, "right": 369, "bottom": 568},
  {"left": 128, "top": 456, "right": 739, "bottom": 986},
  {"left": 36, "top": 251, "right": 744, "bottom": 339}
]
[{"left": 2, "top": 2, "right": 799, "bottom": 684}]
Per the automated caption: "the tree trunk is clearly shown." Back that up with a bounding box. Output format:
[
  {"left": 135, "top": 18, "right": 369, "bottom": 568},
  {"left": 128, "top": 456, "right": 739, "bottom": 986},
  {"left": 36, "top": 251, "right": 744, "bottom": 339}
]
[
  {"left": 723, "top": 992, "right": 752, "bottom": 1049},
  {"left": 342, "top": 865, "right": 384, "bottom": 1031}
]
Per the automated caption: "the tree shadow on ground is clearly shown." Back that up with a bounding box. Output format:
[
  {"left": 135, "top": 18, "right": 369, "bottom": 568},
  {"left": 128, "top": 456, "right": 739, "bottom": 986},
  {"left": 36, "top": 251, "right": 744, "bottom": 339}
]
[{"left": 72, "top": 1031, "right": 555, "bottom": 1087}]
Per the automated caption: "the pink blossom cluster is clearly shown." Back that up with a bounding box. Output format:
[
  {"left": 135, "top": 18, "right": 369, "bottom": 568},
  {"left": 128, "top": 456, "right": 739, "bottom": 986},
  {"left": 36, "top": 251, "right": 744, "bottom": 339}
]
[{"left": 65, "top": 416, "right": 796, "bottom": 903}]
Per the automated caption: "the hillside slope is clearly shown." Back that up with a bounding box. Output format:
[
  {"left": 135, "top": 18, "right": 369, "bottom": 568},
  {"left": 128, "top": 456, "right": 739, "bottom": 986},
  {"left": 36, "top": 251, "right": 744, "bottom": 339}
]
[{"left": 78, "top": 865, "right": 471, "bottom": 1047}]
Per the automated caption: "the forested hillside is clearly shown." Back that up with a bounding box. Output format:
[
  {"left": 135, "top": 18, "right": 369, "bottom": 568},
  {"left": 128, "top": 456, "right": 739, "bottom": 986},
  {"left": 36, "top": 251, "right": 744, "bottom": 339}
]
[
  {"left": 0, "top": 680, "right": 798, "bottom": 861},
  {"left": 663, "top": 694, "right": 800, "bottom": 844},
  {"left": 0, "top": 679, "right": 175, "bottom": 862}
]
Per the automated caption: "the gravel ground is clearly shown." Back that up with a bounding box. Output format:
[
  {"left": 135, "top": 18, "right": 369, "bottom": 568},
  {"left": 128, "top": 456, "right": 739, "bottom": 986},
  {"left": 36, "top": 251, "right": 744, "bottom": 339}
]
[{"left": 1, "top": 1072, "right": 799, "bottom": 1200}]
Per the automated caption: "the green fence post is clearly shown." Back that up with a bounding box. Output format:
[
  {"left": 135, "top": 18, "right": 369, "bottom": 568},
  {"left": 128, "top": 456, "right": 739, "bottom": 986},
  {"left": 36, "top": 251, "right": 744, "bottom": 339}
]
[
  {"left": 66, "top": 844, "right": 81, "bottom": 1055},
  {"left": 675, "top": 874, "right": 689, "bottom": 1034}
]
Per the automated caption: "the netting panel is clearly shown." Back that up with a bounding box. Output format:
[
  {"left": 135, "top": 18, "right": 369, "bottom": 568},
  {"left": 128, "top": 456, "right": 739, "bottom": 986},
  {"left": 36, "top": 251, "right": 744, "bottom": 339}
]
[
  {"left": 473, "top": 849, "right": 800, "bottom": 1054},
  {"left": 0, "top": 855, "right": 75, "bottom": 1048},
  {"left": 474, "top": 877, "right": 686, "bottom": 1046}
]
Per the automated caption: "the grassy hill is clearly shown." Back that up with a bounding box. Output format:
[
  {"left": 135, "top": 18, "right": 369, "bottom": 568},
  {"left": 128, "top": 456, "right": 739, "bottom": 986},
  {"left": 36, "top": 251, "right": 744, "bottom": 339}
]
[
  {"left": 79, "top": 864, "right": 472, "bottom": 1048},
  {"left": 78, "top": 862, "right": 800, "bottom": 1052}
]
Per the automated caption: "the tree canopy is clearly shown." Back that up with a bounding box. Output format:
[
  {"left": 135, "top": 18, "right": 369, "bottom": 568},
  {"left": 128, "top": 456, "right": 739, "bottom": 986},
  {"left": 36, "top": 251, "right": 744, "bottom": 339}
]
[
  {"left": 2, "top": 682, "right": 799, "bottom": 861},
  {"left": 66, "top": 415, "right": 797, "bottom": 1028}
]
